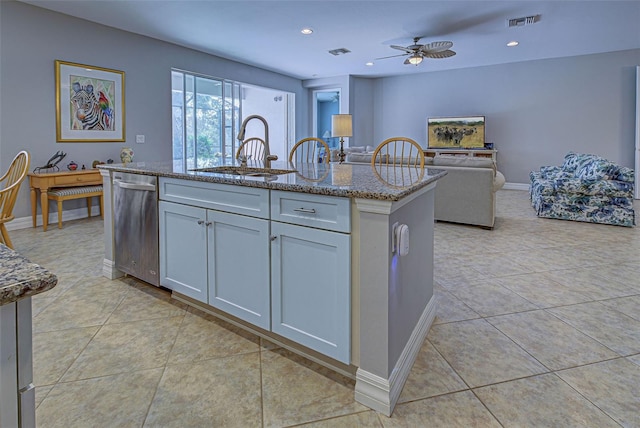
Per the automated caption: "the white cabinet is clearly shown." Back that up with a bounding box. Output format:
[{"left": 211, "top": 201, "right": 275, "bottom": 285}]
[
  {"left": 159, "top": 178, "right": 351, "bottom": 364},
  {"left": 159, "top": 201, "right": 270, "bottom": 329},
  {"left": 159, "top": 201, "right": 208, "bottom": 302},
  {"left": 271, "top": 221, "right": 351, "bottom": 363},
  {"left": 207, "top": 210, "right": 270, "bottom": 329},
  {"left": 270, "top": 191, "right": 351, "bottom": 364}
]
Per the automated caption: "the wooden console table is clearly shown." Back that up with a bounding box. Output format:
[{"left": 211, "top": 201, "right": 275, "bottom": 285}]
[
  {"left": 424, "top": 149, "right": 497, "bottom": 161},
  {"left": 28, "top": 170, "right": 102, "bottom": 231}
]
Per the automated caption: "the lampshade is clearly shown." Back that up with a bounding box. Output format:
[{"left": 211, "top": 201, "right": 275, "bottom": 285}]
[{"left": 332, "top": 114, "right": 352, "bottom": 138}]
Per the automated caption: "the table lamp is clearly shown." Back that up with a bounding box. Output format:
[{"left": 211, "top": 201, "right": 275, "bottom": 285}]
[{"left": 332, "top": 114, "right": 352, "bottom": 164}]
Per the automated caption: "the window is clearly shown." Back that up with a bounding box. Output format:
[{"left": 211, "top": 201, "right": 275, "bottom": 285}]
[
  {"left": 171, "top": 70, "right": 240, "bottom": 169},
  {"left": 172, "top": 70, "right": 295, "bottom": 169}
]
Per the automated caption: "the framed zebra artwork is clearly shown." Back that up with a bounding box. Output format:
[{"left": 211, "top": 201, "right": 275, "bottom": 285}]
[{"left": 55, "top": 60, "right": 125, "bottom": 142}]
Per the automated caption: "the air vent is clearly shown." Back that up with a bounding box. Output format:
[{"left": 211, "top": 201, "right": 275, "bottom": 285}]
[
  {"left": 328, "top": 48, "right": 351, "bottom": 56},
  {"left": 508, "top": 14, "right": 541, "bottom": 27}
]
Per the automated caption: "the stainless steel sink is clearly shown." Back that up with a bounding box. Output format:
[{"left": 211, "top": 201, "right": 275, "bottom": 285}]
[{"left": 190, "top": 166, "right": 296, "bottom": 177}]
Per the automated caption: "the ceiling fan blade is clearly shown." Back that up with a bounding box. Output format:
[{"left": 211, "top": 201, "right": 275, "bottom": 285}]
[
  {"left": 390, "top": 45, "right": 412, "bottom": 53},
  {"left": 375, "top": 53, "right": 409, "bottom": 60},
  {"left": 403, "top": 58, "right": 412, "bottom": 65},
  {"left": 423, "top": 49, "right": 456, "bottom": 59},
  {"left": 421, "top": 41, "right": 453, "bottom": 53}
]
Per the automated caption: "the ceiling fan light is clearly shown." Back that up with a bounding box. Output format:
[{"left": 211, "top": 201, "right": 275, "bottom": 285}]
[{"left": 408, "top": 54, "right": 423, "bottom": 65}]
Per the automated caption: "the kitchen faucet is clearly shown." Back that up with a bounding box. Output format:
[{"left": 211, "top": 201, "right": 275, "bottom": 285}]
[{"left": 237, "top": 115, "right": 278, "bottom": 166}]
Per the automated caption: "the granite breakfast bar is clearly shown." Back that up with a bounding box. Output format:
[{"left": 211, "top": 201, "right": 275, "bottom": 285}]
[
  {"left": 98, "top": 161, "right": 446, "bottom": 416},
  {"left": 0, "top": 245, "right": 58, "bottom": 427}
]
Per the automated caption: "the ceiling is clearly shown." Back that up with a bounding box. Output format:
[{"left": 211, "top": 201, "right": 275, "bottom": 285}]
[{"left": 20, "top": 0, "right": 640, "bottom": 80}]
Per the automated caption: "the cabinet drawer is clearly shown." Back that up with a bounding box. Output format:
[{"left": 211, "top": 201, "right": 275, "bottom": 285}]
[
  {"left": 271, "top": 190, "right": 350, "bottom": 233},
  {"left": 53, "top": 172, "right": 101, "bottom": 186},
  {"left": 159, "top": 178, "right": 269, "bottom": 219}
]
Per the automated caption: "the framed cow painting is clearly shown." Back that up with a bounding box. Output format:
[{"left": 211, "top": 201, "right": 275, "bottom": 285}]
[
  {"left": 427, "top": 116, "right": 485, "bottom": 149},
  {"left": 55, "top": 60, "right": 125, "bottom": 142}
]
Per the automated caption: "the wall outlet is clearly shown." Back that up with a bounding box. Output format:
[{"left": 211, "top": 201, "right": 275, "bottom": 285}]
[{"left": 135, "top": 135, "right": 145, "bottom": 144}]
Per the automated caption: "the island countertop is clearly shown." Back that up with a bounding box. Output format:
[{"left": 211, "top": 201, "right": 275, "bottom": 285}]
[
  {"left": 0, "top": 245, "right": 58, "bottom": 306},
  {"left": 98, "top": 161, "right": 447, "bottom": 201}
]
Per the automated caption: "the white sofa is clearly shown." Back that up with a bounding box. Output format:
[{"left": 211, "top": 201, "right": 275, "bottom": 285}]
[
  {"left": 430, "top": 155, "right": 505, "bottom": 229},
  {"left": 334, "top": 147, "right": 505, "bottom": 229}
]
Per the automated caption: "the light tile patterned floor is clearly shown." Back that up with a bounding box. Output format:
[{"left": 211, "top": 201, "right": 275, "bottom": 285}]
[{"left": 11, "top": 190, "right": 640, "bottom": 427}]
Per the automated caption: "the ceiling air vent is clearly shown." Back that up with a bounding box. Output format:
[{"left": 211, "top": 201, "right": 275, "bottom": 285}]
[
  {"left": 328, "top": 48, "right": 351, "bottom": 56},
  {"left": 508, "top": 14, "right": 541, "bottom": 28}
]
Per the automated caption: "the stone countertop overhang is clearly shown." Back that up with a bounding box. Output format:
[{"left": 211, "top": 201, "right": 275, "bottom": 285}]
[
  {"left": 0, "top": 245, "right": 58, "bottom": 306},
  {"left": 98, "top": 161, "right": 447, "bottom": 202}
]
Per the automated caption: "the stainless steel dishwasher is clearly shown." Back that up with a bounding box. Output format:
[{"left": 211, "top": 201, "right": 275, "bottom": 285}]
[{"left": 113, "top": 172, "right": 159, "bottom": 286}]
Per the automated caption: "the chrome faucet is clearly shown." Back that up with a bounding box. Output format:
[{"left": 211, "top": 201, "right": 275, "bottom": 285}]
[{"left": 237, "top": 115, "right": 279, "bottom": 167}]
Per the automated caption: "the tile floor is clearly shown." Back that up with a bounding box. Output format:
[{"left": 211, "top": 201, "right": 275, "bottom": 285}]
[{"left": 11, "top": 190, "right": 640, "bottom": 427}]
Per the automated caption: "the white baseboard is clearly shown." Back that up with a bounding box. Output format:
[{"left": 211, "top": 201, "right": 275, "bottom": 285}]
[
  {"left": 103, "top": 258, "right": 123, "bottom": 280},
  {"left": 355, "top": 295, "right": 438, "bottom": 416},
  {"left": 502, "top": 182, "right": 529, "bottom": 191},
  {"left": 6, "top": 206, "right": 102, "bottom": 231}
]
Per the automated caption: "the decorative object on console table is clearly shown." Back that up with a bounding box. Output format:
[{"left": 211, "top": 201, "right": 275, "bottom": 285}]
[
  {"left": 55, "top": 60, "right": 125, "bottom": 142},
  {"left": 33, "top": 151, "right": 66, "bottom": 173},
  {"left": 120, "top": 147, "right": 134, "bottom": 164},
  {"left": 427, "top": 116, "right": 485, "bottom": 149},
  {"left": 332, "top": 114, "right": 352, "bottom": 164}
]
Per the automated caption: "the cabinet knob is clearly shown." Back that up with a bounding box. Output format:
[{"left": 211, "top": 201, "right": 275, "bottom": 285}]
[
  {"left": 270, "top": 235, "right": 277, "bottom": 241},
  {"left": 197, "top": 219, "right": 205, "bottom": 225},
  {"left": 205, "top": 221, "right": 212, "bottom": 226}
]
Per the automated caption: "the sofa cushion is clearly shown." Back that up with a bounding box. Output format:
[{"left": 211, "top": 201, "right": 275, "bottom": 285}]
[
  {"left": 575, "top": 159, "right": 617, "bottom": 181},
  {"left": 432, "top": 155, "right": 494, "bottom": 168}
]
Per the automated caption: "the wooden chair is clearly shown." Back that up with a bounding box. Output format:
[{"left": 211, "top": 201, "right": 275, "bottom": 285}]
[
  {"left": 371, "top": 137, "right": 425, "bottom": 169},
  {"left": 0, "top": 151, "right": 30, "bottom": 248},
  {"left": 236, "top": 137, "right": 266, "bottom": 161},
  {"left": 289, "top": 137, "right": 330, "bottom": 165},
  {"left": 371, "top": 138, "right": 425, "bottom": 188}
]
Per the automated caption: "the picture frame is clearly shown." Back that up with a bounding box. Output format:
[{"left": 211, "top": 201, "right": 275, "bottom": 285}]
[
  {"left": 427, "top": 116, "right": 485, "bottom": 149},
  {"left": 55, "top": 60, "right": 125, "bottom": 142}
]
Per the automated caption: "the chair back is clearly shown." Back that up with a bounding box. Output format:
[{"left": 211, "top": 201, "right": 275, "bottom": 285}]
[
  {"left": 289, "top": 137, "right": 330, "bottom": 164},
  {"left": 371, "top": 137, "right": 425, "bottom": 169},
  {"left": 236, "top": 137, "right": 266, "bottom": 161},
  {"left": 0, "top": 151, "right": 30, "bottom": 223}
]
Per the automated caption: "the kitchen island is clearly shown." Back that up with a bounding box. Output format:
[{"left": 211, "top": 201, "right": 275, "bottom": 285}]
[
  {"left": 1, "top": 245, "right": 58, "bottom": 427},
  {"left": 98, "top": 160, "right": 445, "bottom": 416}
]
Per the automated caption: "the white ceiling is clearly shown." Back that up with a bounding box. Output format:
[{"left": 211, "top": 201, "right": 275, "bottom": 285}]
[{"left": 20, "top": 0, "right": 640, "bottom": 79}]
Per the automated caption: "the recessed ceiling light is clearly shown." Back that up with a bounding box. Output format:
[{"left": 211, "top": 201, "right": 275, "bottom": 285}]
[
  {"left": 507, "top": 41, "right": 519, "bottom": 47},
  {"left": 301, "top": 28, "right": 313, "bottom": 35},
  {"left": 366, "top": 62, "right": 374, "bottom": 66}
]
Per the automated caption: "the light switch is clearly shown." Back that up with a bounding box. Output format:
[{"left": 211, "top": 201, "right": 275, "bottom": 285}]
[{"left": 135, "top": 135, "right": 145, "bottom": 144}]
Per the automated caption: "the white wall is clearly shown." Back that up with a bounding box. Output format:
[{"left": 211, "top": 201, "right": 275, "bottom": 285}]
[
  {"left": 0, "top": 1, "right": 307, "bottom": 218},
  {"left": 372, "top": 49, "right": 640, "bottom": 184}
]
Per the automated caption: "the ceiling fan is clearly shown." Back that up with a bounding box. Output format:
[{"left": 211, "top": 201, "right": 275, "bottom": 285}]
[{"left": 377, "top": 37, "right": 456, "bottom": 65}]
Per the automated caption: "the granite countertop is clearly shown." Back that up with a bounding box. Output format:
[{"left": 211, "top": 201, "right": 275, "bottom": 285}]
[
  {"left": 0, "top": 245, "right": 58, "bottom": 306},
  {"left": 98, "top": 161, "right": 447, "bottom": 202}
]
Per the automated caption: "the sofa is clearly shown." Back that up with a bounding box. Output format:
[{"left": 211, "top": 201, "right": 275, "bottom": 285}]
[
  {"left": 334, "top": 147, "right": 505, "bottom": 229},
  {"left": 529, "top": 152, "right": 635, "bottom": 227},
  {"left": 430, "top": 155, "right": 505, "bottom": 229}
]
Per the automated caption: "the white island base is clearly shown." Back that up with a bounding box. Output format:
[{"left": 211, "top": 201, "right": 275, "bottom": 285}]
[{"left": 99, "top": 165, "right": 440, "bottom": 416}]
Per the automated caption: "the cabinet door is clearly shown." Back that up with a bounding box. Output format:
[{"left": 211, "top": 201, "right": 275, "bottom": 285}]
[
  {"left": 271, "top": 222, "right": 351, "bottom": 364},
  {"left": 207, "top": 210, "right": 270, "bottom": 329},
  {"left": 159, "top": 201, "right": 208, "bottom": 302}
]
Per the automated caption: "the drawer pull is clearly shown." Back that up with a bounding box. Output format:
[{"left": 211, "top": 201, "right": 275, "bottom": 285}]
[{"left": 294, "top": 207, "right": 316, "bottom": 214}]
